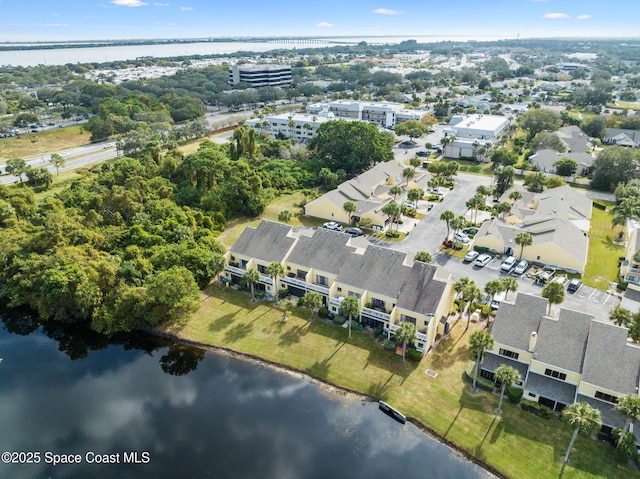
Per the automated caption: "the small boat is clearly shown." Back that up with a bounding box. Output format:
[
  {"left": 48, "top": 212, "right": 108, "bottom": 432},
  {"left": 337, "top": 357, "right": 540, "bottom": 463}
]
[{"left": 378, "top": 400, "right": 406, "bottom": 424}]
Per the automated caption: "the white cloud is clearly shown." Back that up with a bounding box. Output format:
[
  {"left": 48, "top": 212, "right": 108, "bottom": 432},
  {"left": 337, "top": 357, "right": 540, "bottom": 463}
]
[
  {"left": 373, "top": 8, "right": 402, "bottom": 15},
  {"left": 576, "top": 15, "right": 592, "bottom": 20},
  {"left": 541, "top": 13, "right": 570, "bottom": 19},
  {"left": 316, "top": 22, "right": 335, "bottom": 28},
  {"left": 110, "top": 0, "right": 147, "bottom": 6},
  {"left": 44, "top": 23, "right": 69, "bottom": 27},
  {"left": 180, "top": 6, "right": 193, "bottom": 11},
  {"left": 154, "top": 2, "right": 170, "bottom": 6}
]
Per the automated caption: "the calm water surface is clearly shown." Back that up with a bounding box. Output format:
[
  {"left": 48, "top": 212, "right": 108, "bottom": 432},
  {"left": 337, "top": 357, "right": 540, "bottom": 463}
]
[{"left": 0, "top": 314, "right": 495, "bottom": 479}]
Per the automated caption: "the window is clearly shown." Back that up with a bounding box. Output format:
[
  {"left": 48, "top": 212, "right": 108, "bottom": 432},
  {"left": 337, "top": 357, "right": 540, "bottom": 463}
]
[
  {"left": 337, "top": 287, "right": 342, "bottom": 292},
  {"left": 296, "top": 269, "right": 307, "bottom": 280},
  {"left": 400, "top": 314, "right": 416, "bottom": 325},
  {"left": 595, "top": 391, "right": 618, "bottom": 404},
  {"left": 348, "top": 291, "right": 361, "bottom": 299},
  {"left": 498, "top": 348, "right": 519, "bottom": 360},
  {"left": 371, "top": 298, "right": 385, "bottom": 310},
  {"left": 239, "top": 259, "right": 248, "bottom": 269},
  {"left": 257, "top": 264, "right": 267, "bottom": 274},
  {"left": 544, "top": 368, "right": 567, "bottom": 381},
  {"left": 316, "top": 275, "right": 328, "bottom": 286}
]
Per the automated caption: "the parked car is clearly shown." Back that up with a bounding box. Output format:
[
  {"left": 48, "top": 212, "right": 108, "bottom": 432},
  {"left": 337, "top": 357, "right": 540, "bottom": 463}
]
[
  {"left": 500, "top": 256, "right": 517, "bottom": 272},
  {"left": 428, "top": 127, "right": 436, "bottom": 133},
  {"left": 567, "top": 278, "right": 582, "bottom": 293},
  {"left": 491, "top": 291, "right": 507, "bottom": 311},
  {"left": 462, "top": 227, "right": 479, "bottom": 236},
  {"left": 322, "top": 221, "right": 342, "bottom": 231},
  {"left": 463, "top": 250, "right": 479, "bottom": 263},
  {"left": 475, "top": 254, "right": 492, "bottom": 267},
  {"left": 344, "top": 227, "right": 364, "bottom": 237},
  {"left": 416, "top": 150, "right": 429, "bottom": 157},
  {"left": 454, "top": 232, "right": 470, "bottom": 244},
  {"left": 513, "top": 260, "right": 528, "bottom": 275}
]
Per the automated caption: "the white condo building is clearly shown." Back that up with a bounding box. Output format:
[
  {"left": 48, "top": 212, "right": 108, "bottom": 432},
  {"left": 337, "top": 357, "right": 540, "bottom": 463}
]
[{"left": 306, "top": 100, "right": 422, "bottom": 129}]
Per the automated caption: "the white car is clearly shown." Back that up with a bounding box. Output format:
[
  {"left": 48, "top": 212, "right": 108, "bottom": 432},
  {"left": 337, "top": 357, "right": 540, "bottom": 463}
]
[
  {"left": 500, "top": 256, "right": 517, "bottom": 272},
  {"left": 103, "top": 142, "right": 114, "bottom": 149},
  {"left": 60, "top": 152, "right": 70, "bottom": 158},
  {"left": 513, "top": 260, "right": 528, "bottom": 275},
  {"left": 322, "top": 221, "right": 342, "bottom": 231},
  {"left": 463, "top": 250, "right": 479, "bottom": 263},
  {"left": 454, "top": 232, "right": 470, "bottom": 244},
  {"left": 475, "top": 254, "right": 492, "bottom": 267}
]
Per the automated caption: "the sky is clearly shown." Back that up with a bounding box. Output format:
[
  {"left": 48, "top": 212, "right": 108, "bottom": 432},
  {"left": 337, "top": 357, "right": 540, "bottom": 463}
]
[{"left": 0, "top": 0, "right": 638, "bottom": 43}]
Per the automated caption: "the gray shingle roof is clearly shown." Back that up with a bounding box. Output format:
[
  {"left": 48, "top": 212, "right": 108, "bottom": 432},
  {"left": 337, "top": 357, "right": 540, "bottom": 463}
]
[
  {"left": 576, "top": 394, "right": 626, "bottom": 429},
  {"left": 525, "top": 372, "right": 577, "bottom": 405},
  {"left": 337, "top": 247, "right": 411, "bottom": 299},
  {"left": 534, "top": 309, "right": 593, "bottom": 373},
  {"left": 396, "top": 262, "right": 447, "bottom": 315},
  {"left": 490, "top": 293, "right": 548, "bottom": 351},
  {"left": 230, "top": 220, "right": 295, "bottom": 263},
  {"left": 481, "top": 352, "right": 530, "bottom": 379},
  {"left": 286, "top": 228, "right": 356, "bottom": 275},
  {"left": 581, "top": 320, "right": 640, "bottom": 395}
]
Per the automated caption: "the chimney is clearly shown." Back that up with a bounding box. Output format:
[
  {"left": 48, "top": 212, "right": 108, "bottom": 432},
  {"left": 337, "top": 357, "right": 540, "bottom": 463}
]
[{"left": 528, "top": 332, "right": 537, "bottom": 353}]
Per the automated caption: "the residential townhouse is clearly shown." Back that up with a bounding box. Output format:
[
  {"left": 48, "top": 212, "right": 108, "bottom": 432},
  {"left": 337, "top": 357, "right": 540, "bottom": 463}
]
[
  {"left": 223, "top": 220, "right": 454, "bottom": 352},
  {"left": 306, "top": 100, "right": 422, "bottom": 129},
  {"left": 481, "top": 293, "right": 640, "bottom": 436}
]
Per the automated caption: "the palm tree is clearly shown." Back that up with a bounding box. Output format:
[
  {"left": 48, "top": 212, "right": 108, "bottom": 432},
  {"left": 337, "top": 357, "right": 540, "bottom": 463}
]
[
  {"left": 303, "top": 291, "right": 322, "bottom": 321},
  {"left": 389, "top": 185, "right": 402, "bottom": 202},
  {"left": 340, "top": 296, "right": 361, "bottom": 339},
  {"left": 485, "top": 280, "right": 505, "bottom": 306},
  {"left": 402, "top": 167, "right": 416, "bottom": 186},
  {"left": 515, "top": 232, "right": 533, "bottom": 261},
  {"left": 440, "top": 210, "right": 455, "bottom": 240},
  {"left": 241, "top": 269, "right": 260, "bottom": 301},
  {"left": 381, "top": 201, "right": 401, "bottom": 232},
  {"left": 501, "top": 277, "right": 518, "bottom": 300},
  {"left": 614, "top": 394, "right": 640, "bottom": 448},
  {"left": 609, "top": 306, "right": 632, "bottom": 327},
  {"left": 49, "top": 153, "right": 66, "bottom": 176},
  {"left": 466, "top": 193, "right": 485, "bottom": 224},
  {"left": 343, "top": 201, "right": 356, "bottom": 224},
  {"left": 414, "top": 251, "right": 433, "bottom": 263},
  {"left": 395, "top": 321, "right": 417, "bottom": 362},
  {"left": 509, "top": 190, "right": 522, "bottom": 205},
  {"left": 612, "top": 196, "right": 640, "bottom": 231},
  {"left": 469, "top": 330, "right": 494, "bottom": 393},
  {"left": 494, "top": 201, "right": 512, "bottom": 220},
  {"left": 542, "top": 281, "right": 565, "bottom": 316},
  {"left": 494, "top": 365, "right": 520, "bottom": 414},
  {"left": 450, "top": 215, "right": 467, "bottom": 238},
  {"left": 265, "top": 262, "right": 284, "bottom": 304},
  {"left": 462, "top": 282, "right": 482, "bottom": 331},
  {"left": 561, "top": 402, "right": 602, "bottom": 463},
  {"left": 408, "top": 188, "right": 423, "bottom": 208}
]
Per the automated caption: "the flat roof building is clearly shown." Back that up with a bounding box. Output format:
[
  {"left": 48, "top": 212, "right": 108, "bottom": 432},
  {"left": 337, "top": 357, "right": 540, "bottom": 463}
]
[{"left": 228, "top": 64, "right": 292, "bottom": 88}]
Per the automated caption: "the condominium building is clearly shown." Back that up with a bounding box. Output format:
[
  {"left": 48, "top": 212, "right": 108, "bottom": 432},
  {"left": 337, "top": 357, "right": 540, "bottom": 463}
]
[
  {"left": 223, "top": 220, "right": 454, "bottom": 353},
  {"left": 245, "top": 111, "right": 339, "bottom": 142},
  {"left": 306, "top": 100, "right": 422, "bottom": 129},
  {"left": 228, "top": 64, "right": 292, "bottom": 88}
]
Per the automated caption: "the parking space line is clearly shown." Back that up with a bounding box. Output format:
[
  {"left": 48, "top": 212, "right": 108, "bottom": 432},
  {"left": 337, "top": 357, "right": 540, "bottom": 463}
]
[{"left": 588, "top": 289, "right": 597, "bottom": 301}]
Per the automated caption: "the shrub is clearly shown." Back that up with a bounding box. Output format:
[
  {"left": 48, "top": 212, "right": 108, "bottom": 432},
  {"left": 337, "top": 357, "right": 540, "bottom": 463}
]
[
  {"left": 318, "top": 306, "right": 329, "bottom": 318},
  {"left": 374, "top": 327, "right": 383, "bottom": 337},
  {"left": 277, "top": 288, "right": 290, "bottom": 299},
  {"left": 278, "top": 210, "right": 292, "bottom": 222},
  {"left": 474, "top": 245, "right": 490, "bottom": 253},
  {"left": 464, "top": 361, "right": 494, "bottom": 391},
  {"left": 256, "top": 290, "right": 266, "bottom": 299},
  {"left": 407, "top": 348, "right": 423, "bottom": 361},
  {"left": 385, "top": 230, "right": 401, "bottom": 238},
  {"left": 508, "top": 386, "right": 523, "bottom": 404},
  {"left": 383, "top": 339, "right": 396, "bottom": 350},
  {"left": 451, "top": 302, "right": 459, "bottom": 315},
  {"left": 453, "top": 241, "right": 464, "bottom": 250},
  {"left": 521, "top": 399, "right": 555, "bottom": 419},
  {"left": 333, "top": 314, "right": 346, "bottom": 325}
]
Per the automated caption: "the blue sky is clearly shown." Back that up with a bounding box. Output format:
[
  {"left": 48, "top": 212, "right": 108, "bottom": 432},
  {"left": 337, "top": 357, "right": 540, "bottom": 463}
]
[{"left": 0, "top": 0, "right": 638, "bottom": 42}]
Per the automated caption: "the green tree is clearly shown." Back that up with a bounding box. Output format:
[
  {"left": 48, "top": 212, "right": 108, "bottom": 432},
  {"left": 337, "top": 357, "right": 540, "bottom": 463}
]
[
  {"left": 241, "top": 269, "right": 260, "bottom": 301},
  {"left": 395, "top": 119, "right": 427, "bottom": 140},
  {"left": 612, "top": 196, "right": 640, "bottom": 230},
  {"left": 491, "top": 148, "right": 518, "bottom": 167},
  {"left": 266, "top": 262, "right": 284, "bottom": 304},
  {"left": 466, "top": 193, "right": 485, "bottom": 224},
  {"left": 515, "top": 231, "right": 533, "bottom": 260},
  {"left": 501, "top": 277, "right": 518, "bottom": 300},
  {"left": 395, "top": 321, "right": 417, "bottom": 362},
  {"left": 494, "top": 365, "right": 520, "bottom": 414},
  {"left": 381, "top": 201, "right": 401, "bottom": 232},
  {"left": 580, "top": 116, "right": 606, "bottom": 139},
  {"left": 407, "top": 188, "right": 423, "bottom": 208},
  {"left": 49, "top": 153, "right": 66, "bottom": 176},
  {"left": 414, "top": 251, "right": 433, "bottom": 263},
  {"left": 462, "top": 282, "right": 482, "bottom": 331},
  {"left": 302, "top": 291, "right": 322, "bottom": 321},
  {"left": 146, "top": 266, "right": 201, "bottom": 325},
  {"left": 450, "top": 215, "right": 467, "bottom": 238},
  {"left": 531, "top": 132, "right": 567, "bottom": 153},
  {"left": 402, "top": 167, "right": 416, "bottom": 186},
  {"left": 343, "top": 201, "right": 356, "bottom": 224},
  {"left": 319, "top": 167, "right": 339, "bottom": 189},
  {"left": 542, "top": 281, "right": 565, "bottom": 315},
  {"left": 494, "top": 201, "right": 512, "bottom": 219},
  {"left": 389, "top": 185, "right": 402, "bottom": 201},
  {"left": 469, "top": 330, "right": 494, "bottom": 393},
  {"left": 523, "top": 171, "right": 547, "bottom": 193},
  {"left": 509, "top": 190, "right": 522, "bottom": 204},
  {"left": 308, "top": 120, "right": 394, "bottom": 175},
  {"left": 409, "top": 156, "right": 422, "bottom": 168},
  {"left": 494, "top": 166, "right": 515, "bottom": 195},
  {"left": 278, "top": 210, "right": 292, "bottom": 223},
  {"left": 553, "top": 158, "right": 578, "bottom": 177},
  {"left": 485, "top": 280, "right": 505, "bottom": 305},
  {"left": 440, "top": 210, "right": 455, "bottom": 240},
  {"left": 614, "top": 395, "right": 640, "bottom": 448},
  {"left": 519, "top": 108, "right": 562, "bottom": 141},
  {"left": 610, "top": 306, "right": 632, "bottom": 327},
  {"left": 591, "top": 147, "right": 640, "bottom": 192},
  {"left": 561, "top": 402, "right": 602, "bottom": 463},
  {"left": 340, "top": 295, "right": 361, "bottom": 339},
  {"left": 6, "top": 157, "right": 27, "bottom": 183}
]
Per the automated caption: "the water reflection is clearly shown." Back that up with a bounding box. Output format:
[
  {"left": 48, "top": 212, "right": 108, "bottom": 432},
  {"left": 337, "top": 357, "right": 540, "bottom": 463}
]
[{"left": 0, "top": 310, "right": 494, "bottom": 479}]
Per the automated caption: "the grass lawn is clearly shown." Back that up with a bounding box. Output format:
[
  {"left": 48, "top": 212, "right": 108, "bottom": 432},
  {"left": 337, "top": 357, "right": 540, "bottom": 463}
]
[
  {"left": 167, "top": 287, "right": 639, "bottom": 479},
  {"left": 0, "top": 125, "right": 91, "bottom": 162},
  {"left": 608, "top": 101, "right": 640, "bottom": 112},
  {"left": 583, "top": 205, "right": 624, "bottom": 290},
  {"left": 216, "top": 191, "right": 324, "bottom": 248}
]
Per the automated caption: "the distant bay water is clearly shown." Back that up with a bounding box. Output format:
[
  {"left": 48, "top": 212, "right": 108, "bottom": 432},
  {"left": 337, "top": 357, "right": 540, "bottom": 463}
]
[{"left": 0, "top": 35, "right": 512, "bottom": 67}]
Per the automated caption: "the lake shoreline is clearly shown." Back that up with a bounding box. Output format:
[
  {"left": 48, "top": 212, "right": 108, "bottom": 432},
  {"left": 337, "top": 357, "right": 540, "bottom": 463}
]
[{"left": 153, "top": 328, "right": 505, "bottom": 479}]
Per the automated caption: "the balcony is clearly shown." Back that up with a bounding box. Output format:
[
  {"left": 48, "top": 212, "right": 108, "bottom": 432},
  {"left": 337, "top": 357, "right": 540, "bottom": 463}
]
[
  {"left": 259, "top": 274, "right": 272, "bottom": 286},
  {"left": 280, "top": 276, "right": 329, "bottom": 295},
  {"left": 225, "top": 264, "right": 246, "bottom": 276},
  {"left": 361, "top": 306, "right": 391, "bottom": 322},
  {"left": 329, "top": 297, "right": 343, "bottom": 307}
]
